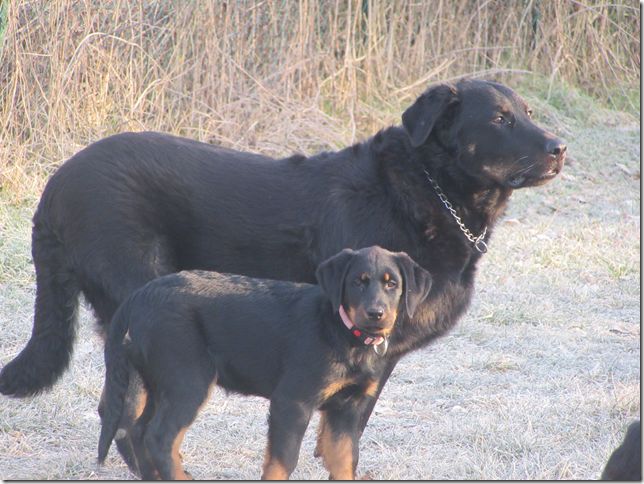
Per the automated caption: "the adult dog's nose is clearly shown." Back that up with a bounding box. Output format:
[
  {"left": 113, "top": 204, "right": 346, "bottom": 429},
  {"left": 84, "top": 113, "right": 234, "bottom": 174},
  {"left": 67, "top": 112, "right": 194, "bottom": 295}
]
[
  {"left": 546, "top": 139, "right": 567, "bottom": 157},
  {"left": 367, "top": 308, "right": 384, "bottom": 321}
]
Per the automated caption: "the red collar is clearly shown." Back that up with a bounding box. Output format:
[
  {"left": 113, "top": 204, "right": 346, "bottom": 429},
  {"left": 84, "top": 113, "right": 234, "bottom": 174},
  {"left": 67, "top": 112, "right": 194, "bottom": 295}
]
[{"left": 339, "top": 305, "right": 385, "bottom": 347}]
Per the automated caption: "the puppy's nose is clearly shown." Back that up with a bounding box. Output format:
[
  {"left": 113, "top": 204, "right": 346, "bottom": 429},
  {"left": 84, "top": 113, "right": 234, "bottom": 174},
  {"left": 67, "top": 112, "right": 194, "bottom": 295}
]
[
  {"left": 546, "top": 139, "right": 567, "bottom": 156},
  {"left": 367, "top": 308, "right": 384, "bottom": 321}
]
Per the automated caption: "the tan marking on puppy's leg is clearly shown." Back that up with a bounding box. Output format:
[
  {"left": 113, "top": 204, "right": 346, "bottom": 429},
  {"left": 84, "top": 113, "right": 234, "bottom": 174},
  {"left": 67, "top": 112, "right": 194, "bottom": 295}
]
[
  {"left": 320, "top": 378, "right": 353, "bottom": 401},
  {"left": 364, "top": 379, "right": 379, "bottom": 398},
  {"left": 316, "top": 420, "right": 334, "bottom": 473},
  {"left": 134, "top": 389, "right": 147, "bottom": 418},
  {"left": 262, "top": 442, "right": 289, "bottom": 480},
  {"left": 171, "top": 427, "right": 192, "bottom": 480},
  {"left": 262, "top": 460, "right": 289, "bottom": 480},
  {"left": 320, "top": 433, "right": 354, "bottom": 480},
  {"left": 171, "top": 381, "right": 215, "bottom": 478}
]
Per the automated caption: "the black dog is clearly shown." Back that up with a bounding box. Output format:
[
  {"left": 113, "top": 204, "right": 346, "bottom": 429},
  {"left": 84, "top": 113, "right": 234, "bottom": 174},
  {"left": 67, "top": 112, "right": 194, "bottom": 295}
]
[
  {"left": 1, "top": 78, "right": 566, "bottom": 474},
  {"left": 97, "top": 246, "right": 432, "bottom": 480},
  {"left": 601, "top": 420, "right": 641, "bottom": 481}
]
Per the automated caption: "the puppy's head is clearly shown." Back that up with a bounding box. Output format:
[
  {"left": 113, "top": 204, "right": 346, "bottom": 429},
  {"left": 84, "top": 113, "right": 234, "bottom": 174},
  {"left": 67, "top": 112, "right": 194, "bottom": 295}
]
[{"left": 316, "top": 246, "right": 432, "bottom": 337}]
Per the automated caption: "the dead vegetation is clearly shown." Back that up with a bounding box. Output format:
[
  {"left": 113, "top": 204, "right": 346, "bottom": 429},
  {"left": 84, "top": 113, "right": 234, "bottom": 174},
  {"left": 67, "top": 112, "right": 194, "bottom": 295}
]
[{"left": 1, "top": 0, "right": 639, "bottom": 200}]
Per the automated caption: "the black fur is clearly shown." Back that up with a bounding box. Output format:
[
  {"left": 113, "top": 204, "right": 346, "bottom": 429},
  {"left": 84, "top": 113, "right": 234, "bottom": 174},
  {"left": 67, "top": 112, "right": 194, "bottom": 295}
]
[
  {"left": 601, "top": 420, "right": 641, "bottom": 481},
  {"left": 0, "top": 78, "right": 565, "bottom": 473},
  {"left": 98, "top": 246, "right": 431, "bottom": 480}
]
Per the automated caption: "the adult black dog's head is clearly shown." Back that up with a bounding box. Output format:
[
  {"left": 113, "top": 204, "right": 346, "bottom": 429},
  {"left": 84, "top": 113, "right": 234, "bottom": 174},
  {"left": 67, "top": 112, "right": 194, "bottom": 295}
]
[
  {"left": 402, "top": 78, "right": 566, "bottom": 189},
  {"left": 316, "top": 246, "right": 432, "bottom": 337}
]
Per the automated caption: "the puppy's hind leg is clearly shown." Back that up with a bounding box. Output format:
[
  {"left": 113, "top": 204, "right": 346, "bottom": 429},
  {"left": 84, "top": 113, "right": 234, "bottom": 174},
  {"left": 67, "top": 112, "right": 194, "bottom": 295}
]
[
  {"left": 144, "top": 395, "right": 204, "bottom": 480},
  {"left": 143, "top": 370, "right": 213, "bottom": 480},
  {"left": 112, "top": 373, "right": 146, "bottom": 476},
  {"left": 130, "top": 386, "right": 159, "bottom": 480}
]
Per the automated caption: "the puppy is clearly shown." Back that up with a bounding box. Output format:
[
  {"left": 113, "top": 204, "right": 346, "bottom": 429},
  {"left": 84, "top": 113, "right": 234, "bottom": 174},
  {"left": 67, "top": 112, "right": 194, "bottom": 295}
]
[{"left": 97, "top": 246, "right": 432, "bottom": 480}]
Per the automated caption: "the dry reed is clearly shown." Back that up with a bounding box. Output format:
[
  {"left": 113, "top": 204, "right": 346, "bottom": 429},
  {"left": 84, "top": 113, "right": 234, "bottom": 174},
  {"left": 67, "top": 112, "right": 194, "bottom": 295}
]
[{"left": 0, "top": 0, "right": 639, "bottom": 201}]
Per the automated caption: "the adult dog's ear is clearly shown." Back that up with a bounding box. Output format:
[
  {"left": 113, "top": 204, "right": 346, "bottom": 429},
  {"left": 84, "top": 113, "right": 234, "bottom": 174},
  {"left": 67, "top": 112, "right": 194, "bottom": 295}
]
[
  {"left": 315, "top": 248, "right": 357, "bottom": 313},
  {"left": 395, "top": 252, "right": 432, "bottom": 318},
  {"left": 402, "top": 83, "right": 457, "bottom": 148}
]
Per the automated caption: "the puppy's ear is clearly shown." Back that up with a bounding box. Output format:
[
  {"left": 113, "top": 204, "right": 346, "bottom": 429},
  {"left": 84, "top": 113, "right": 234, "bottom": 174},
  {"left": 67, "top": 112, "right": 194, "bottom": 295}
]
[
  {"left": 395, "top": 252, "right": 432, "bottom": 318},
  {"left": 315, "top": 249, "right": 357, "bottom": 313},
  {"left": 402, "top": 83, "right": 457, "bottom": 148}
]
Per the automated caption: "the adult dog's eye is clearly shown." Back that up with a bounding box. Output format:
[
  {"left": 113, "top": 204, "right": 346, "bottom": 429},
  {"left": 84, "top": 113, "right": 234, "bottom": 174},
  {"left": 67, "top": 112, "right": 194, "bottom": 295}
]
[
  {"left": 526, "top": 109, "right": 533, "bottom": 118},
  {"left": 493, "top": 115, "right": 506, "bottom": 125},
  {"left": 385, "top": 280, "right": 397, "bottom": 289}
]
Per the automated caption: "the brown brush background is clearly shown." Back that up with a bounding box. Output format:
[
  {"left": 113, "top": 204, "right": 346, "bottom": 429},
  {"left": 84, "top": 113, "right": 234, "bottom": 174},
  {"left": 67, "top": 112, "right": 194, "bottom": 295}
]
[{"left": 0, "top": 0, "right": 639, "bottom": 200}]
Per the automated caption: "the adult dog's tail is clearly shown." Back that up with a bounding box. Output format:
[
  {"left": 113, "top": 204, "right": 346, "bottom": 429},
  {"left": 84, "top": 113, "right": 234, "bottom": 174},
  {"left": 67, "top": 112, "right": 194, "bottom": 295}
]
[
  {"left": 97, "top": 302, "right": 132, "bottom": 464},
  {"left": 0, "top": 217, "right": 80, "bottom": 396}
]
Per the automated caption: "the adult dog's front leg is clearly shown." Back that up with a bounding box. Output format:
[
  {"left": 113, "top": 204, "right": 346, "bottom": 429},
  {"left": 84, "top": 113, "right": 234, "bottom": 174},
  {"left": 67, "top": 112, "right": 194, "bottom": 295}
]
[{"left": 262, "top": 396, "right": 313, "bottom": 480}]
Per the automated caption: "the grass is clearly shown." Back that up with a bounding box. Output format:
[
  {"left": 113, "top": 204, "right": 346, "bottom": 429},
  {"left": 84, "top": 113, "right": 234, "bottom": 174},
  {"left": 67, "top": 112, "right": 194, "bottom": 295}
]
[{"left": 0, "top": 0, "right": 640, "bottom": 480}]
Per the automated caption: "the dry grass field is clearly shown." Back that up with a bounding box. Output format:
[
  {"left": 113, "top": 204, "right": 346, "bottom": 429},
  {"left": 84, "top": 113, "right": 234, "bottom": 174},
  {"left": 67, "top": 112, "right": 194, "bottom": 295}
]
[{"left": 0, "top": 1, "right": 640, "bottom": 480}]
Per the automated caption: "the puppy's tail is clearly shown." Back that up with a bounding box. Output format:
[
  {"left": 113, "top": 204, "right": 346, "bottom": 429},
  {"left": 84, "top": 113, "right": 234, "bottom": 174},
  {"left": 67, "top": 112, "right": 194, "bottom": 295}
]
[{"left": 97, "top": 302, "right": 132, "bottom": 464}]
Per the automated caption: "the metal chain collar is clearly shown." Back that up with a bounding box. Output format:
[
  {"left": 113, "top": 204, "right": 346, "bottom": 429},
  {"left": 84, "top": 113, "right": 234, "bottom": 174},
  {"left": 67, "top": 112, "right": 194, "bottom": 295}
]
[{"left": 423, "top": 169, "right": 488, "bottom": 253}]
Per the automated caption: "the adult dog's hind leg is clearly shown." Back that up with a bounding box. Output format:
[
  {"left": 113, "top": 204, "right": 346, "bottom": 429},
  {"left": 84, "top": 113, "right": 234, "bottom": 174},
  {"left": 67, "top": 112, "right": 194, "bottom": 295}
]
[{"left": 88, "top": 236, "right": 177, "bottom": 475}]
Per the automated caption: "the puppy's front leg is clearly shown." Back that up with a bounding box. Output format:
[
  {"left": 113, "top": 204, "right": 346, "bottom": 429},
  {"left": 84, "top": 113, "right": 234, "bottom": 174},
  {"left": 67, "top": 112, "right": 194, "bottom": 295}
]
[
  {"left": 317, "top": 402, "right": 364, "bottom": 480},
  {"left": 262, "top": 394, "right": 313, "bottom": 480}
]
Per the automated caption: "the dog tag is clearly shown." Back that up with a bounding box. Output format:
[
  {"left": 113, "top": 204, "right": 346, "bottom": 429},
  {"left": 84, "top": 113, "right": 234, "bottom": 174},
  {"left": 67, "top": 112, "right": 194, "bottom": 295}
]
[{"left": 373, "top": 337, "right": 388, "bottom": 356}]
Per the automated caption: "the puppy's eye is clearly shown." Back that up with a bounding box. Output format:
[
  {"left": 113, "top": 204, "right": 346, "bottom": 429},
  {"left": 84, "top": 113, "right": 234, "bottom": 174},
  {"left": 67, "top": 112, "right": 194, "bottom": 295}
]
[
  {"left": 526, "top": 109, "right": 533, "bottom": 118},
  {"left": 385, "top": 280, "right": 397, "bottom": 289},
  {"left": 493, "top": 115, "right": 506, "bottom": 125},
  {"left": 354, "top": 274, "right": 369, "bottom": 287}
]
